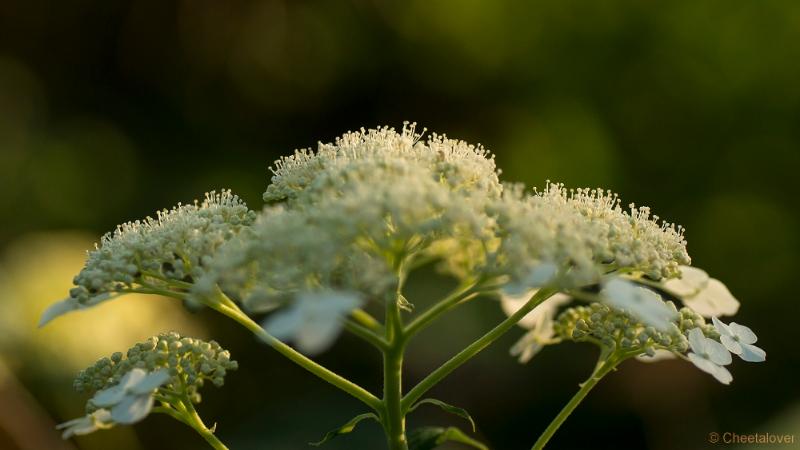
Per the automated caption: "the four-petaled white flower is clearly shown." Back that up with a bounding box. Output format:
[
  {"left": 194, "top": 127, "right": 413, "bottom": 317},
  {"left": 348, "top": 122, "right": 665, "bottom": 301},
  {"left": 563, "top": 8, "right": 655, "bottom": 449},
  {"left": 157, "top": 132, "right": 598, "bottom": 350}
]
[
  {"left": 501, "top": 289, "right": 571, "bottom": 362},
  {"left": 91, "top": 368, "right": 171, "bottom": 424},
  {"left": 602, "top": 278, "right": 677, "bottom": 331},
  {"left": 712, "top": 317, "right": 766, "bottom": 363},
  {"left": 686, "top": 328, "right": 733, "bottom": 384},
  {"left": 56, "top": 409, "right": 114, "bottom": 439},
  {"left": 663, "top": 266, "right": 739, "bottom": 317},
  {"left": 263, "top": 290, "right": 363, "bottom": 355}
]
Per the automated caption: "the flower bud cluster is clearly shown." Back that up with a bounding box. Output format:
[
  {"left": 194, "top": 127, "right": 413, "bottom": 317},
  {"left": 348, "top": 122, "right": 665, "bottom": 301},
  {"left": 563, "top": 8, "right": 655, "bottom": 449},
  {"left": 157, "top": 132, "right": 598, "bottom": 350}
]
[
  {"left": 74, "top": 332, "right": 237, "bottom": 409},
  {"left": 69, "top": 190, "right": 255, "bottom": 305},
  {"left": 209, "top": 125, "right": 501, "bottom": 307},
  {"left": 553, "top": 302, "right": 714, "bottom": 356}
]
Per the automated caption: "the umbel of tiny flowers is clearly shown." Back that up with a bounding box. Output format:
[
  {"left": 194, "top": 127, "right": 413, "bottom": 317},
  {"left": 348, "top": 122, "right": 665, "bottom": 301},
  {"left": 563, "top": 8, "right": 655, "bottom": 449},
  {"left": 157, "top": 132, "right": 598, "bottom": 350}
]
[
  {"left": 58, "top": 333, "right": 237, "bottom": 449},
  {"left": 39, "top": 124, "right": 768, "bottom": 450},
  {"left": 39, "top": 190, "right": 256, "bottom": 326}
]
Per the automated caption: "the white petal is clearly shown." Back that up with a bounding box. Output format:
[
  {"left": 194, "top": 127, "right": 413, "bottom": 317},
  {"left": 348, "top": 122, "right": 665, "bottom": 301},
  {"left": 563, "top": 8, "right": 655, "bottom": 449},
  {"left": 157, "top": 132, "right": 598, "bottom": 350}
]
[
  {"left": 688, "top": 352, "right": 732, "bottom": 383},
  {"left": 728, "top": 322, "right": 757, "bottom": 344},
  {"left": 738, "top": 343, "right": 766, "bottom": 362},
  {"left": 635, "top": 349, "right": 676, "bottom": 363},
  {"left": 711, "top": 316, "right": 732, "bottom": 337},
  {"left": 295, "top": 317, "right": 343, "bottom": 355},
  {"left": 297, "top": 290, "right": 363, "bottom": 315},
  {"left": 705, "top": 339, "right": 732, "bottom": 366},
  {"left": 709, "top": 363, "right": 733, "bottom": 385},
  {"left": 119, "top": 368, "right": 147, "bottom": 391},
  {"left": 501, "top": 282, "right": 529, "bottom": 296},
  {"left": 510, "top": 328, "right": 554, "bottom": 363},
  {"left": 720, "top": 335, "right": 743, "bottom": 354},
  {"left": 604, "top": 278, "right": 676, "bottom": 331},
  {"left": 56, "top": 409, "right": 114, "bottom": 439},
  {"left": 263, "top": 307, "right": 305, "bottom": 342},
  {"left": 130, "top": 369, "right": 171, "bottom": 395},
  {"left": 685, "top": 279, "right": 739, "bottom": 317},
  {"left": 111, "top": 394, "right": 155, "bottom": 424},
  {"left": 664, "top": 266, "right": 709, "bottom": 297},
  {"left": 92, "top": 385, "right": 127, "bottom": 407},
  {"left": 501, "top": 290, "right": 570, "bottom": 329},
  {"left": 57, "top": 416, "right": 96, "bottom": 439},
  {"left": 523, "top": 263, "right": 558, "bottom": 288},
  {"left": 38, "top": 298, "right": 79, "bottom": 327},
  {"left": 687, "top": 328, "right": 707, "bottom": 354},
  {"left": 687, "top": 352, "right": 717, "bottom": 374}
]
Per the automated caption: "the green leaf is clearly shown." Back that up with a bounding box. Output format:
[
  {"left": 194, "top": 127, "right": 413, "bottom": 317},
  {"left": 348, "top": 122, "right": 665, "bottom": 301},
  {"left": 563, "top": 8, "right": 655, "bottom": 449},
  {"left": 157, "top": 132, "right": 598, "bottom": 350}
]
[
  {"left": 310, "top": 412, "right": 379, "bottom": 446},
  {"left": 409, "top": 398, "right": 476, "bottom": 432},
  {"left": 408, "top": 426, "right": 489, "bottom": 450},
  {"left": 398, "top": 294, "right": 415, "bottom": 312}
]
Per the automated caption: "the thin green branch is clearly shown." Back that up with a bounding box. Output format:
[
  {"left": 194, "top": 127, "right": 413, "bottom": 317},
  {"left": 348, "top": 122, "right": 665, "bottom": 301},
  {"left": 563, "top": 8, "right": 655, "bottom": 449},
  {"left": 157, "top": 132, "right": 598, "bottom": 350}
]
[
  {"left": 344, "top": 319, "right": 389, "bottom": 351},
  {"left": 530, "top": 353, "right": 625, "bottom": 450},
  {"left": 351, "top": 308, "right": 384, "bottom": 332},
  {"left": 208, "top": 289, "right": 382, "bottom": 412},
  {"left": 402, "top": 287, "right": 557, "bottom": 411}
]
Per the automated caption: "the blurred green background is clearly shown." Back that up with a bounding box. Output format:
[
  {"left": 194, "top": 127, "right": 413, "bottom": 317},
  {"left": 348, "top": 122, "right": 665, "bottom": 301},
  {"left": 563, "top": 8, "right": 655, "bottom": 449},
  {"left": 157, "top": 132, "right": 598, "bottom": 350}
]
[{"left": 1, "top": 1, "right": 798, "bottom": 449}]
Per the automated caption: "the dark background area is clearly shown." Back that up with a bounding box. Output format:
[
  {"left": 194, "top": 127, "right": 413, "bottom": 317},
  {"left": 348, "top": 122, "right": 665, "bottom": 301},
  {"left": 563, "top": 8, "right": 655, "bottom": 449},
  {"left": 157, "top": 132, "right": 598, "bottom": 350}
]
[{"left": 0, "top": 1, "right": 798, "bottom": 449}]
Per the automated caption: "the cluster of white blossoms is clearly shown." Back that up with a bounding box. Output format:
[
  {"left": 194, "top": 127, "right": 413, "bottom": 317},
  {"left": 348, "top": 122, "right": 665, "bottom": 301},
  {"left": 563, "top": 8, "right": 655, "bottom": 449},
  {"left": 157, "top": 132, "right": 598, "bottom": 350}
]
[
  {"left": 502, "top": 265, "right": 764, "bottom": 383},
  {"left": 488, "top": 182, "right": 691, "bottom": 292},
  {"left": 40, "top": 123, "right": 764, "bottom": 384},
  {"left": 202, "top": 125, "right": 505, "bottom": 352},
  {"left": 59, "top": 333, "right": 237, "bottom": 438},
  {"left": 40, "top": 191, "right": 256, "bottom": 326}
]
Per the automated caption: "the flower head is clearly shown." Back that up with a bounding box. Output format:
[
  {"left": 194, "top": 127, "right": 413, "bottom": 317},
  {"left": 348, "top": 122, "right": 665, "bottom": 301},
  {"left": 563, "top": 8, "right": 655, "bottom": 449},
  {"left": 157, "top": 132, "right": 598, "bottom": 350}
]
[
  {"left": 264, "top": 123, "right": 502, "bottom": 205},
  {"left": 488, "top": 183, "right": 690, "bottom": 291},
  {"left": 59, "top": 333, "right": 237, "bottom": 439},
  {"left": 40, "top": 191, "right": 255, "bottom": 326}
]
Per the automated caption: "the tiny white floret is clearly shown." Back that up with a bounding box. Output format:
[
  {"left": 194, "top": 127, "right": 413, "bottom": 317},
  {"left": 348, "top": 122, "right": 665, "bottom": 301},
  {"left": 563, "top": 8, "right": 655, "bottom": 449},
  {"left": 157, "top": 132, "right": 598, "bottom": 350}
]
[
  {"left": 686, "top": 328, "right": 733, "bottom": 384},
  {"left": 712, "top": 317, "right": 766, "bottom": 362}
]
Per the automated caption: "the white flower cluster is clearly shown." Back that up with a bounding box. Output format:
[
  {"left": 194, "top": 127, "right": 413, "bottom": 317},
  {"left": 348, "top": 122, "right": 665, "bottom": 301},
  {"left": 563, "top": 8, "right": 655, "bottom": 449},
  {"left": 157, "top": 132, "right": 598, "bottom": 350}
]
[
  {"left": 39, "top": 124, "right": 762, "bottom": 371},
  {"left": 490, "top": 182, "right": 690, "bottom": 291},
  {"left": 264, "top": 123, "right": 503, "bottom": 204},
  {"left": 206, "top": 125, "right": 502, "bottom": 340},
  {"left": 40, "top": 190, "right": 255, "bottom": 326},
  {"left": 502, "top": 268, "right": 764, "bottom": 384},
  {"left": 59, "top": 333, "right": 237, "bottom": 438}
]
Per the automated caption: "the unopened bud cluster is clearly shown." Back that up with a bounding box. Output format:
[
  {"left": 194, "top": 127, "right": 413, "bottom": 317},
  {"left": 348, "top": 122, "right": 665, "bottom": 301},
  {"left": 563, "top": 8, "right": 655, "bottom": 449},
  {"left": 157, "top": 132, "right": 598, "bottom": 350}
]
[
  {"left": 74, "top": 332, "right": 237, "bottom": 410},
  {"left": 554, "top": 302, "right": 717, "bottom": 357}
]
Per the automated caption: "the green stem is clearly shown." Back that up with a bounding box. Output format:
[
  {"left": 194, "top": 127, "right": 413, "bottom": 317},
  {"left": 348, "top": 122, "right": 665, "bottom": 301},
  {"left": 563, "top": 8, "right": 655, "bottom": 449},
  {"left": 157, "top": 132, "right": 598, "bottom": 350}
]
[
  {"left": 402, "top": 287, "right": 557, "bottom": 410},
  {"left": 344, "top": 319, "right": 389, "bottom": 350},
  {"left": 530, "top": 355, "right": 621, "bottom": 450},
  {"left": 209, "top": 290, "right": 382, "bottom": 412},
  {"left": 383, "top": 295, "right": 409, "bottom": 450},
  {"left": 152, "top": 405, "right": 229, "bottom": 450},
  {"left": 351, "top": 308, "right": 383, "bottom": 332},
  {"left": 182, "top": 400, "right": 230, "bottom": 450}
]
